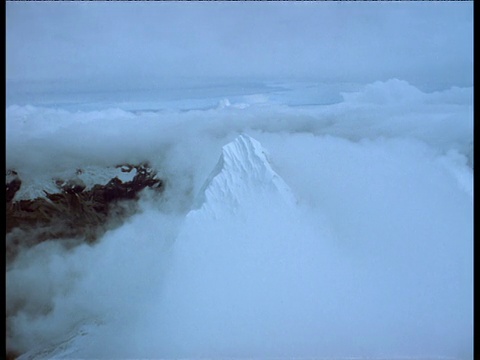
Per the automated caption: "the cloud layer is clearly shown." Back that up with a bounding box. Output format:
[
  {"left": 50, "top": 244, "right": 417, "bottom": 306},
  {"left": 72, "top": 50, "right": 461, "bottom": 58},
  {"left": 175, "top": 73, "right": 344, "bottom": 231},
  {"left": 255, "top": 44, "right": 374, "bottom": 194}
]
[
  {"left": 6, "top": 1, "right": 473, "bottom": 93},
  {"left": 6, "top": 79, "right": 473, "bottom": 358}
]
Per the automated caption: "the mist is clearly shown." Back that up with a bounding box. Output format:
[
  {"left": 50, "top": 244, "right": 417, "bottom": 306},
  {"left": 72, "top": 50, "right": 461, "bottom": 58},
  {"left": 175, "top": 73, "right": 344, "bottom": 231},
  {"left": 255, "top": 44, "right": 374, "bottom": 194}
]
[
  {"left": 6, "top": 2, "right": 473, "bottom": 359},
  {"left": 6, "top": 79, "right": 473, "bottom": 359}
]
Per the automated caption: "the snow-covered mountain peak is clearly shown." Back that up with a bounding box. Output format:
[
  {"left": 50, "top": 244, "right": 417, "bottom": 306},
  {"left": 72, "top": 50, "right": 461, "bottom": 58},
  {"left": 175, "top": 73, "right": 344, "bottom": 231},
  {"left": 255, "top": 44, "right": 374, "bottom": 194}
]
[{"left": 192, "top": 134, "right": 295, "bottom": 218}]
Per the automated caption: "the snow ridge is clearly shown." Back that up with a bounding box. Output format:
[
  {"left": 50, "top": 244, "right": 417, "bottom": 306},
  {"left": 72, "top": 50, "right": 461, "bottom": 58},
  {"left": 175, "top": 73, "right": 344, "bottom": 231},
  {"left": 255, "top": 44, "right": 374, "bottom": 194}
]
[
  {"left": 8, "top": 165, "right": 138, "bottom": 201},
  {"left": 192, "top": 134, "right": 295, "bottom": 218}
]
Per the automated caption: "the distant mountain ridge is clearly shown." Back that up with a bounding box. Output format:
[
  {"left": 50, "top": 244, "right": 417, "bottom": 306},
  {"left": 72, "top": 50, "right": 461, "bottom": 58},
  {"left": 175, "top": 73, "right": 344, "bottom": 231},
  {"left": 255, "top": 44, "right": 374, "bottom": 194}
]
[{"left": 5, "top": 163, "right": 164, "bottom": 263}]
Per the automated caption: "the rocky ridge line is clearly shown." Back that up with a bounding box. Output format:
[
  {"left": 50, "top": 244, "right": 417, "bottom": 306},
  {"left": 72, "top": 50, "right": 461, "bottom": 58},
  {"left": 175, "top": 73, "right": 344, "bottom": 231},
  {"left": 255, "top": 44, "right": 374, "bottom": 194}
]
[{"left": 6, "top": 163, "right": 164, "bottom": 263}]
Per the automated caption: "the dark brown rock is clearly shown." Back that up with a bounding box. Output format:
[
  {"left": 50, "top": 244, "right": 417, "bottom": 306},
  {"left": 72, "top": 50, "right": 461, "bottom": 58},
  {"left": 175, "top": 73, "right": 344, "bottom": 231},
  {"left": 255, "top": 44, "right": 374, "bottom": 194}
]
[{"left": 5, "top": 164, "right": 164, "bottom": 263}]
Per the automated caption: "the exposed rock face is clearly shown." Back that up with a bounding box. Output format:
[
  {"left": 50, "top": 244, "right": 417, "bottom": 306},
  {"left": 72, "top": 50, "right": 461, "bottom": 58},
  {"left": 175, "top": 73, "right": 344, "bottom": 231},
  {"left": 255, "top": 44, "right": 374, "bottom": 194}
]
[
  {"left": 6, "top": 170, "right": 22, "bottom": 203},
  {"left": 6, "top": 164, "right": 164, "bottom": 262},
  {"left": 6, "top": 135, "right": 297, "bottom": 359}
]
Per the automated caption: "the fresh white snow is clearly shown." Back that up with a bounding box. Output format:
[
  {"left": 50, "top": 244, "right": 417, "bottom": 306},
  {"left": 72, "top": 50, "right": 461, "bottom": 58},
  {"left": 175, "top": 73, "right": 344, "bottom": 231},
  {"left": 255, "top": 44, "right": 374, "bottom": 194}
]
[
  {"left": 9, "top": 165, "right": 138, "bottom": 201},
  {"left": 191, "top": 134, "right": 296, "bottom": 219}
]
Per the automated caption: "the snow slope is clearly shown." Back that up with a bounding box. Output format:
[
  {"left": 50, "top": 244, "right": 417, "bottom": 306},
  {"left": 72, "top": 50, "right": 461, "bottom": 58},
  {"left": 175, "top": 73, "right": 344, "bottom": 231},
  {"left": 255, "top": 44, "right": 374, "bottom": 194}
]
[
  {"left": 16, "top": 322, "right": 101, "bottom": 360},
  {"left": 191, "top": 134, "right": 296, "bottom": 219},
  {"left": 15, "top": 134, "right": 298, "bottom": 359},
  {"left": 8, "top": 165, "right": 138, "bottom": 201}
]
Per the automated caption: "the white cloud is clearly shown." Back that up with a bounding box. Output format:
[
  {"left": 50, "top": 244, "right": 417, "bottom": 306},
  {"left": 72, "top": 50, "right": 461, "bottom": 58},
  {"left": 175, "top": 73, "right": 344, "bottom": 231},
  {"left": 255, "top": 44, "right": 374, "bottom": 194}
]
[
  {"left": 6, "top": 79, "right": 473, "bottom": 358},
  {"left": 6, "top": 2, "right": 473, "bottom": 357}
]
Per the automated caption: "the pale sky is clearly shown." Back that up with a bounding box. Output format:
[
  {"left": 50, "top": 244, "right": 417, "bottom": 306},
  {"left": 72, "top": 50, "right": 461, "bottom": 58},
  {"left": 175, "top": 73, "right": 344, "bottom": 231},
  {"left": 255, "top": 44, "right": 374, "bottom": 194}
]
[{"left": 6, "top": 1, "right": 473, "bottom": 91}]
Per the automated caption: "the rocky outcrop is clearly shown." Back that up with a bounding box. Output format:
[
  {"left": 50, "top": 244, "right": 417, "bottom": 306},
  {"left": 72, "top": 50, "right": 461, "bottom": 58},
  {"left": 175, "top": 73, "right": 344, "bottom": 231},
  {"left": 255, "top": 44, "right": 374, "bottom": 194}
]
[{"left": 6, "top": 164, "right": 164, "bottom": 262}]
